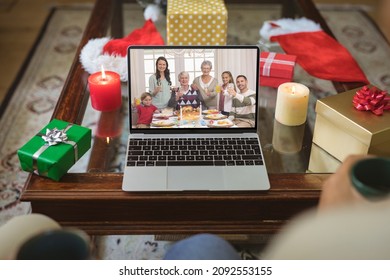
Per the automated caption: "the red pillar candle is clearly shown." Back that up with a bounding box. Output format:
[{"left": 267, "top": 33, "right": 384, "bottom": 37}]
[{"left": 88, "top": 67, "right": 122, "bottom": 112}]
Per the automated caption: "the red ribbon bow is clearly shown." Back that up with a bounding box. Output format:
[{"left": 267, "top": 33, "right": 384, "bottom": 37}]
[{"left": 352, "top": 86, "right": 390, "bottom": 116}]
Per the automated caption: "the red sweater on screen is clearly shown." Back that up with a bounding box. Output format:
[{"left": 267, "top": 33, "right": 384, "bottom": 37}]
[{"left": 136, "top": 104, "right": 158, "bottom": 125}]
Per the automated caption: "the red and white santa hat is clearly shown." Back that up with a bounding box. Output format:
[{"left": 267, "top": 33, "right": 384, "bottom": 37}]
[
  {"left": 260, "top": 17, "right": 369, "bottom": 84},
  {"left": 80, "top": 4, "right": 164, "bottom": 81},
  {"left": 260, "top": 17, "right": 321, "bottom": 40}
]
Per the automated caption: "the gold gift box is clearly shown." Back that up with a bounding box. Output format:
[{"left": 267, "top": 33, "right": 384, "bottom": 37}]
[
  {"left": 307, "top": 143, "right": 341, "bottom": 173},
  {"left": 312, "top": 86, "right": 390, "bottom": 162},
  {"left": 167, "top": 0, "right": 228, "bottom": 45}
]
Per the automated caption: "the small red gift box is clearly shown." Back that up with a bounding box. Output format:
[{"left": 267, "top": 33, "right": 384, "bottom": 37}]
[{"left": 260, "top": 52, "right": 297, "bottom": 88}]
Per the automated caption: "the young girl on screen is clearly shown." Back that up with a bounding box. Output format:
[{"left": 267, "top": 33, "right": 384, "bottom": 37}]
[
  {"left": 136, "top": 92, "right": 159, "bottom": 128},
  {"left": 218, "top": 71, "right": 236, "bottom": 115}
]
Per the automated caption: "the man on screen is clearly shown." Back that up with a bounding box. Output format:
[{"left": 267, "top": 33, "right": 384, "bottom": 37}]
[{"left": 227, "top": 75, "right": 256, "bottom": 128}]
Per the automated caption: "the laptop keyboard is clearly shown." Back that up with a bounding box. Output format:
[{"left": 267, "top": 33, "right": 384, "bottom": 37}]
[{"left": 127, "top": 137, "right": 263, "bottom": 167}]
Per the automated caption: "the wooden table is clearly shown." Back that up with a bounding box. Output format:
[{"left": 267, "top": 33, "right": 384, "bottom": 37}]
[{"left": 21, "top": 0, "right": 365, "bottom": 235}]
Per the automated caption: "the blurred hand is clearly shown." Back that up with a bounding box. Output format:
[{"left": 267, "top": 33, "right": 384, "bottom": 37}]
[
  {"left": 154, "top": 86, "right": 162, "bottom": 94},
  {"left": 176, "top": 91, "right": 184, "bottom": 100},
  {"left": 227, "top": 87, "right": 236, "bottom": 97},
  {"left": 318, "top": 155, "right": 374, "bottom": 211},
  {"left": 191, "top": 84, "right": 198, "bottom": 91}
]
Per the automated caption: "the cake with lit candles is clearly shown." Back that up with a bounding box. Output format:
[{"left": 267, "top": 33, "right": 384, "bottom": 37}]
[{"left": 178, "top": 106, "right": 201, "bottom": 121}]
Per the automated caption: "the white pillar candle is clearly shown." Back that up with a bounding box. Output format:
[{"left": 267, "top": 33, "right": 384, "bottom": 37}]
[{"left": 275, "top": 82, "right": 310, "bottom": 126}]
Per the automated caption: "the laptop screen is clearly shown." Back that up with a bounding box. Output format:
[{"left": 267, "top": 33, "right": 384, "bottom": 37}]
[{"left": 128, "top": 46, "right": 259, "bottom": 132}]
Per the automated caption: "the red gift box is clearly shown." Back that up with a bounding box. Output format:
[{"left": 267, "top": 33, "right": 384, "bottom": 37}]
[{"left": 260, "top": 52, "right": 297, "bottom": 88}]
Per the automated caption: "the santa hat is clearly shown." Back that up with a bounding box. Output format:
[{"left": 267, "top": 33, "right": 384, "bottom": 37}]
[
  {"left": 260, "top": 18, "right": 369, "bottom": 84},
  {"left": 80, "top": 5, "right": 164, "bottom": 82}
]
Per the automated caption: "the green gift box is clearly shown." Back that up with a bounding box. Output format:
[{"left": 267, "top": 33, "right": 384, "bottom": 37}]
[{"left": 17, "top": 119, "right": 91, "bottom": 181}]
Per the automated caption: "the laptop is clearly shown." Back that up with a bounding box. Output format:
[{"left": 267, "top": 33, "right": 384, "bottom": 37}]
[{"left": 122, "top": 45, "right": 270, "bottom": 191}]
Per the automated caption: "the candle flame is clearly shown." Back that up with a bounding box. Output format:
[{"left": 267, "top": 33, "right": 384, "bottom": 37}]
[
  {"left": 101, "top": 65, "right": 106, "bottom": 80},
  {"left": 292, "top": 86, "right": 296, "bottom": 94}
]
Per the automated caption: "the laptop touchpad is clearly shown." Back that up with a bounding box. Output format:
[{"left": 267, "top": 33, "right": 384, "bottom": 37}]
[{"left": 167, "top": 166, "right": 225, "bottom": 190}]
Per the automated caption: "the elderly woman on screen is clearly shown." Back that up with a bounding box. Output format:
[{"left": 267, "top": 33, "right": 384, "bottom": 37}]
[
  {"left": 192, "top": 60, "right": 218, "bottom": 109},
  {"left": 168, "top": 71, "right": 204, "bottom": 110}
]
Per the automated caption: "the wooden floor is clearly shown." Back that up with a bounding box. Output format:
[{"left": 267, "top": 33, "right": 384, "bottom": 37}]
[{"left": 0, "top": 0, "right": 389, "bottom": 107}]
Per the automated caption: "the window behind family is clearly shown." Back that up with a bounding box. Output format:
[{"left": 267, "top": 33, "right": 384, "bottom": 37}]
[
  {"left": 129, "top": 47, "right": 258, "bottom": 128},
  {"left": 142, "top": 49, "right": 215, "bottom": 94}
]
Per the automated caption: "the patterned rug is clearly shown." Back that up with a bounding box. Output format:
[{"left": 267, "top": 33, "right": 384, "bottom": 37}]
[{"left": 1, "top": 3, "right": 390, "bottom": 259}]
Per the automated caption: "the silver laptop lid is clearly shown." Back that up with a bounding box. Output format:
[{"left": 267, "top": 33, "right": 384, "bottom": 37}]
[{"left": 127, "top": 45, "right": 260, "bottom": 134}]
